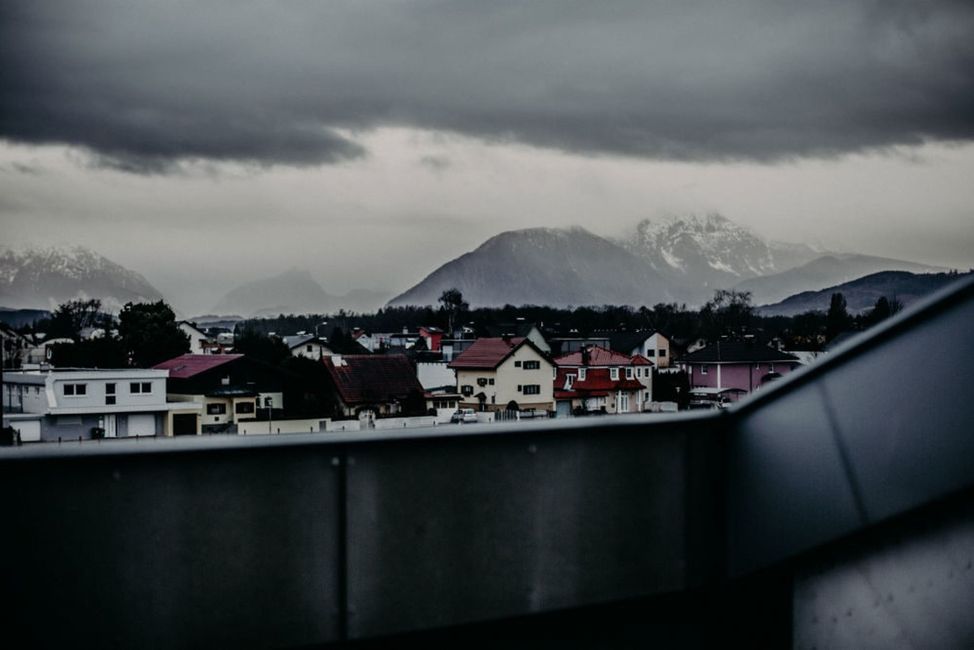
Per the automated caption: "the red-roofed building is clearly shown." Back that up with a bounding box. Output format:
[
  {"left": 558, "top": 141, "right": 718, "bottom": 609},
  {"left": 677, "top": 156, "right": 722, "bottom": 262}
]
[
  {"left": 448, "top": 337, "right": 554, "bottom": 414},
  {"left": 153, "top": 354, "right": 285, "bottom": 433},
  {"left": 553, "top": 345, "right": 654, "bottom": 415},
  {"left": 322, "top": 354, "right": 426, "bottom": 418}
]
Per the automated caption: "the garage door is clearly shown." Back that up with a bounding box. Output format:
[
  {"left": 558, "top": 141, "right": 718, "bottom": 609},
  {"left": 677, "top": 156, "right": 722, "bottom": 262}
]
[
  {"left": 127, "top": 414, "right": 157, "bottom": 437},
  {"left": 172, "top": 413, "right": 197, "bottom": 436},
  {"left": 13, "top": 420, "right": 41, "bottom": 443}
]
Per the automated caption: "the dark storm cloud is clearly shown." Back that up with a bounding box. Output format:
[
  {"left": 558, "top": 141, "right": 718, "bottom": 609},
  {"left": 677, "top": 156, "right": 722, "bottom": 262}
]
[{"left": 2, "top": 0, "right": 973, "bottom": 171}]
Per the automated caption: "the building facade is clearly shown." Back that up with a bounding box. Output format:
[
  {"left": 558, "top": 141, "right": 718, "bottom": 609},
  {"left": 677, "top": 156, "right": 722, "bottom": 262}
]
[{"left": 2, "top": 368, "right": 200, "bottom": 442}]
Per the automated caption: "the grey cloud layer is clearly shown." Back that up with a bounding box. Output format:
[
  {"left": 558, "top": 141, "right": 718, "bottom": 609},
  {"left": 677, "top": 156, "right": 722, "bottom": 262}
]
[{"left": 2, "top": 1, "right": 973, "bottom": 170}]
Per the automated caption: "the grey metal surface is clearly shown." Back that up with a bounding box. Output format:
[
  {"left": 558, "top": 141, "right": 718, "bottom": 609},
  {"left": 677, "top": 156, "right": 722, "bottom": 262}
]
[
  {"left": 822, "top": 293, "right": 974, "bottom": 522},
  {"left": 793, "top": 496, "right": 974, "bottom": 650},
  {"left": 727, "top": 275, "right": 974, "bottom": 577},
  {"left": 344, "top": 423, "right": 701, "bottom": 638},
  {"left": 727, "top": 386, "right": 865, "bottom": 576},
  {"left": 0, "top": 448, "right": 343, "bottom": 648}
]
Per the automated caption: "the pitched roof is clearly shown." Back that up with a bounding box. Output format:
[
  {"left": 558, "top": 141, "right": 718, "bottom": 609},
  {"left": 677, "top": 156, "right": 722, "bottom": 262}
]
[
  {"left": 554, "top": 345, "right": 651, "bottom": 368},
  {"left": 554, "top": 367, "right": 644, "bottom": 397},
  {"left": 152, "top": 354, "right": 242, "bottom": 379},
  {"left": 681, "top": 340, "right": 800, "bottom": 364},
  {"left": 607, "top": 331, "right": 658, "bottom": 354},
  {"left": 282, "top": 334, "right": 317, "bottom": 349},
  {"left": 448, "top": 337, "right": 529, "bottom": 369},
  {"left": 323, "top": 354, "right": 423, "bottom": 405}
]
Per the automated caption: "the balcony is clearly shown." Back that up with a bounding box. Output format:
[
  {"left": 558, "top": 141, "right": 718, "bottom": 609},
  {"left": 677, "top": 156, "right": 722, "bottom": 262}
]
[{"left": 1, "top": 276, "right": 973, "bottom": 648}]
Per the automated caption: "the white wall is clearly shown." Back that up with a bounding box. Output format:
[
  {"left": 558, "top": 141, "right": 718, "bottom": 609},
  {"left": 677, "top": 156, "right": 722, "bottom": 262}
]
[{"left": 417, "top": 362, "right": 455, "bottom": 390}]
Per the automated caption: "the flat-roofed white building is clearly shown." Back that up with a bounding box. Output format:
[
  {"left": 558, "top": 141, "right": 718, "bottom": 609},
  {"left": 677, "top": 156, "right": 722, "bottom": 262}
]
[{"left": 2, "top": 368, "right": 201, "bottom": 442}]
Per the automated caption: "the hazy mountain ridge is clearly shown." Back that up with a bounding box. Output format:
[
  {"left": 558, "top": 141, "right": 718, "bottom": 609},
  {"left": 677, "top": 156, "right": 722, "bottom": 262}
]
[
  {"left": 735, "top": 254, "right": 947, "bottom": 305},
  {"left": 0, "top": 245, "right": 164, "bottom": 311},
  {"left": 389, "top": 226, "right": 677, "bottom": 308},
  {"left": 757, "top": 270, "right": 971, "bottom": 316},
  {"left": 213, "top": 269, "right": 390, "bottom": 316}
]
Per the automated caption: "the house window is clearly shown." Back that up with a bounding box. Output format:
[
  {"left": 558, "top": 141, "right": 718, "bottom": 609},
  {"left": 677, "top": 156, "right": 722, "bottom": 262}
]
[
  {"left": 701, "top": 365, "right": 709, "bottom": 375},
  {"left": 626, "top": 367, "right": 634, "bottom": 379},
  {"left": 461, "top": 385, "right": 473, "bottom": 396},
  {"left": 207, "top": 403, "right": 227, "bottom": 415},
  {"left": 659, "top": 349, "right": 667, "bottom": 357},
  {"left": 130, "top": 382, "right": 152, "bottom": 394},
  {"left": 610, "top": 368, "right": 619, "bottom": 380},
  {"left": 647, "top": 349, "right": 656, "bottom": 357},
  {"left": 235, "top": 401, "right": 255, "bottom": 414},
  {"left": 477, "top": 377, "right": 488, "bottom": 387},
  {"left": 566, "top": 374, "right": 575, "bottom": 388},
  {"left": 523, "top": 360, "right": 540, "bottom": 370},
  {"left": 514, "top": 361, "right": 522, "bottom": 367},
  {"left": 523, "top": 385, "right": 541, "bottom": 395},
  {"left": 488, "top": 378, "right": 495, "bottom": 385},
  {"left": 306, "top": 344, "right": 313, "bottom": 352},
  {"left": 106, "top": 383, "right": 116, "bottom": 395},
  {"left": 63, "top": 383, "right": 87, "bottom": 396},
  {"left": 578, "top": 368, "right": 586, "bottom": 381}
]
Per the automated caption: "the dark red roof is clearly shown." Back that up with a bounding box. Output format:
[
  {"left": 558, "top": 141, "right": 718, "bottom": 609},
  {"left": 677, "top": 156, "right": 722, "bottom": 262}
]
[
  {"left": 153, "top": 354, "right": 242, "bottom": 379},
  {"left": 554, "top": 367, "right": 645, "bottom": 397},
  {"left": 448, "top": 337, "right": 527, "bottom": 369},
  {"left": 323, "top": 354, "right": 423, "bottom": 406}
]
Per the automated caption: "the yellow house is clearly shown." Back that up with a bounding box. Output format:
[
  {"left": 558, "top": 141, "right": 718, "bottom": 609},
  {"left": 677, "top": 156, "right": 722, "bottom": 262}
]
[{"left": 448, "top": 337, "right": 555, "bottom": 413}]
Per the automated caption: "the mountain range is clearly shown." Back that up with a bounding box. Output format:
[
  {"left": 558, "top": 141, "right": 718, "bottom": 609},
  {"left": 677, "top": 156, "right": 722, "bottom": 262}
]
[
  {"left": 757, "top": 270, "right": 971, "bottom": 317},
  {"left": 389, "top": 214, "right": 947, "bottom": 308},
  {"left": 210, "top": 269, "right": 390, "bottom": 317},
  {"left": 0, "top": 246, "right": 164, "bottom": 311}
]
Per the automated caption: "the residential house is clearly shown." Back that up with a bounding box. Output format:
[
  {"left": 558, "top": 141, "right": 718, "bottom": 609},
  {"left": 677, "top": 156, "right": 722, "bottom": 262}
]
[
  {"left": 680, "top": 339, "right": 801, "bottom": 405},
  {"left": 553, "top": 345, "right": 654, "bottom": 416},
  {"left": 282, "top": 333, "right": 332, "bottom": 360},
  {"left": 179, "top": 321, "right": 216, "bottom": 355},
  {"left": 153, "top": 354, "right": 285, "bottom": 433},
  {"left": 485, "top": 322, "right": 551, "bottom": 354},
  {"left": 25, "top": 337, "right": 75, "bottom": 366},
  {"left": 608, "top": 331, "right": 672, "bottom": 368},
  {"left": 448, "top": 337, "right": 555, "bottom": 414},
  {"left": 2, "top": 368, "right": 201, "bottom": 441},
  {"left": 418, "top": 326, "right": 444, "bottom": 352},
  {"left": 322, "top": 354, "right": 426, "bottom": 419},
  {"left": 548, "top": 336, "right": 611, "bottom": 356}
]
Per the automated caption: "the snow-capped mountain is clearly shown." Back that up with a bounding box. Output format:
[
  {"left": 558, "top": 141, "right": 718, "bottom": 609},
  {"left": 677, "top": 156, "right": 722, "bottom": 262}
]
[
  {"left": 0, "top": 245, "right": 164, "bottom": 311},
  {"left": 389, "top": 226, "right": 675, "bottom": 308},
  {"left": 622, "top": 214, "right": 821, "bottom": 301}
]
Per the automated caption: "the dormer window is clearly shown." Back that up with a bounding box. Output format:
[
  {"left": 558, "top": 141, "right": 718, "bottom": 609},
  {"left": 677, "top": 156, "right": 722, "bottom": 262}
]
[
  {"left": 610, "top": 368, "right": 619, "bottom": 380},
  {"left": 578, "top": 368, "right": 586, "bottom": 381},
  {"left": 625, "top": 367, "right": 634, "bottom": 379}
]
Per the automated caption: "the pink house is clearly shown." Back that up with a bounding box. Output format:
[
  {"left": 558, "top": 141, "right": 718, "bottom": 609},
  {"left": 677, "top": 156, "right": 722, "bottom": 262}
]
[{"left": 680, "top": 340, "right": 800, "bottom": 405}]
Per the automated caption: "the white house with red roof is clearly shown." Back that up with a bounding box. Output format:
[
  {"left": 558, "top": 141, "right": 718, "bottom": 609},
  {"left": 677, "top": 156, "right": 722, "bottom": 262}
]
[
  {"left": 448, "top": 337, "right": 555, "bottom": 414},
  {"left": 553, "top": 345, "right": 654, "bottom": 416}
]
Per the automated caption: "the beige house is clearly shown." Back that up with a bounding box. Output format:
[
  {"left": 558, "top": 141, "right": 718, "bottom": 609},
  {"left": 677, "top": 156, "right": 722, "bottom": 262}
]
[{"left": 448, "top": 337, "right": 555, "bottom": 413}]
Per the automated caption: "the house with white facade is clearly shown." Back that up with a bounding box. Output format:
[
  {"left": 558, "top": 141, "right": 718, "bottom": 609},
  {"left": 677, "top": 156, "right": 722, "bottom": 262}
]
[
  {"left": 282, "top": 334, "right": 332, "bottom": 360},
  {"left": 553, "top": 345, "right": 654, "bottom": 416},
  {"left": 448, "top": 337, "right": 555, "bottom": 414},
  {"left": 2, "top": 368, "right": 201, "bottom": 442},
  {"left": 608, "top": 331, "right": 672, "bottom": 368}
]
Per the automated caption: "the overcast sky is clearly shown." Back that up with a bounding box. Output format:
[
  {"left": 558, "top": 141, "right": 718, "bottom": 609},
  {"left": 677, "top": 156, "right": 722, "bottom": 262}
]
[{"left": 2, "top": 1, "right": 972, "bottom": 314}]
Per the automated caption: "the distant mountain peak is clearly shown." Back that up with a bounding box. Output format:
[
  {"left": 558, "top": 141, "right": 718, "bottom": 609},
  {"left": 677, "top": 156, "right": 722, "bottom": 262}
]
[{"left": 0, "top": 244, "right": 164, "bottom": 311}]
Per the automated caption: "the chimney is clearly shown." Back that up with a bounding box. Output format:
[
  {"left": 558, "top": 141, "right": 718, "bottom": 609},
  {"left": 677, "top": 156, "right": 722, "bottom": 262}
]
[{"left": 581, "top": 345, "right": 591, "bottom": 367}]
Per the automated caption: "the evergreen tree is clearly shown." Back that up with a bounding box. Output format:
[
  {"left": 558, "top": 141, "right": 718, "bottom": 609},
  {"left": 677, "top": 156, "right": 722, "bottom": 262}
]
[
  {"left": 826, "top": 293, "right": 851, "bottom": 341},
  {"left": 118, "top": 301, "right": 190, "bottom": 367}
]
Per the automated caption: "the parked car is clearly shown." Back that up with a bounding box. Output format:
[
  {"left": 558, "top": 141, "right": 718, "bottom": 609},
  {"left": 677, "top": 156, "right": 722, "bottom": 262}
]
[{"left": 451, "top": 408, "right": 478, "bottom": 423}]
